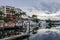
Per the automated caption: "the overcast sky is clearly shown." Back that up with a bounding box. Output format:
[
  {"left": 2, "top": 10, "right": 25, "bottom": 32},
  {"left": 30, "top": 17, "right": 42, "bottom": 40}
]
[
  {"left": 0, "top": 0, "right": 60, "bottom": 9},
  {"left": 0, "top": 0, "right": 60, "bottom": 20}
]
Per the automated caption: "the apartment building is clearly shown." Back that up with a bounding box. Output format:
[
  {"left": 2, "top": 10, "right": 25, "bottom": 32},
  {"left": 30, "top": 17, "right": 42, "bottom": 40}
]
[
  {"left": 0, "top": 6, "right": 22, "bottom": 19},
  {"left": 0, "top": 6, "right": 22, "bottom": 14}
]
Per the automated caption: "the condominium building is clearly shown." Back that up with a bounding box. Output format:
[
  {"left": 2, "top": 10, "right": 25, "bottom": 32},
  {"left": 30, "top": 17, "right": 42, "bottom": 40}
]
[{"left": 0, "top": 6, "right": 22, "bottom": 14}]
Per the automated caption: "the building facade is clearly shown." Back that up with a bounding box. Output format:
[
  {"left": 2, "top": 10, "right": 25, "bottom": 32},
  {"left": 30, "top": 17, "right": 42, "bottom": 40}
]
[{"left": 0, "top": 6, "right": 22, "bottom": 14}]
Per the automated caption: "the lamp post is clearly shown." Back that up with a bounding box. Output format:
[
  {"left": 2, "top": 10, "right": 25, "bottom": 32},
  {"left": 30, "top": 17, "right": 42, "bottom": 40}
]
[
  {"left": 26, "top": 18, "right": 30, "bottom": 34},
  {"left": 28, "top": 20, "right": 30, "bottom": 34},
  {"left": 22, "top": 20, "right": 24, "bottom": 32},
  {"left": 26, "top": 18, "right": 30, "bottom": 40}
]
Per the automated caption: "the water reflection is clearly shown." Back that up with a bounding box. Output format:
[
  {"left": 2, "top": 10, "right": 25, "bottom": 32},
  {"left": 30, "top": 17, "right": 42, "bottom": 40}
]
[{"left": 29, "top": 29, "right": 60, "bottom": 40}]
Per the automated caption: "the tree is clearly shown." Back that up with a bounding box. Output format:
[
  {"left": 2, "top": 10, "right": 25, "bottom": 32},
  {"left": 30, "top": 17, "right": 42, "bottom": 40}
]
[
  {"left": 15, "top": 11, "right": 26, "bottom": 18},
  {"left": 8, "top": 9, "right": 16, "bottom": 20},
  {"left": 0, "top": 11, "right": 4, "bottom": 17},
  {"left": 15, "top": 13, "right": 20, "bottom": 17},
  {"left": 32, "top": 15, "right": 37, "bottom": 22},
  {"left": 4, "top": 17, "right": 12, "bottom": 22},
  {"left": 31, "top": 15, "right": 39, "bottom": 23},
  {"left": 17, "top": 12, "right": 26, "bottom": 19},
  {"left": 10, "top": 9, "right": 16, "bottom": 15},
  {"left": 20, "top": 11, "right": 26, "bottom": 16},
  {"left": 0, "top": 11, "right": 4, "bottom": 20},
  {"left": 32, "top": 15, "right": 37, "bottom": 18}
]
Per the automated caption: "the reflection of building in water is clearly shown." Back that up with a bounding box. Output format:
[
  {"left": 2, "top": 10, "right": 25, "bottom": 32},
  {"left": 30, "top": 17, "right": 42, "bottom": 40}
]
[
  {"left": 4, "top": 21, "right": 15, "bottom": 27},
  {"left": 0, "top": 20, "right": 4, "bottom": 27}
]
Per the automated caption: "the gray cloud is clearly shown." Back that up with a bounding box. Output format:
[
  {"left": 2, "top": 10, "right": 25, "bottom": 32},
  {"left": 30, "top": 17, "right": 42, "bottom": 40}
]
[{"left": 28, "top": 0, "right": 60, "bottom": 13}]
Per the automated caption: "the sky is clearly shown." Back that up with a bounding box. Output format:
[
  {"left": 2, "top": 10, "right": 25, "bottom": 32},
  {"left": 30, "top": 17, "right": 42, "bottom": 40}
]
[
  {"left": 0, "top": 0, "right": 60, "bottom": 20},
  {"left": 0, "top": 0, "right": 34, "bottom": 8},
  {"left": 0, "top": 0, "right": 60, "bottom": 9}
]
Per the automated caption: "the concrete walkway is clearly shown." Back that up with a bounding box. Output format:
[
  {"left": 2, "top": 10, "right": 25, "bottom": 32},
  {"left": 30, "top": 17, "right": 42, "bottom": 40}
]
[{"left": 0, "top": 33, "right": 29, "bottom": 40}]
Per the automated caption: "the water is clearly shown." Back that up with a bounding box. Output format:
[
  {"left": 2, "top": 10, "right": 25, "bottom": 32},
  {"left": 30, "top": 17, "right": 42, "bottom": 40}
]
[
  {"left": 29, "top": 28, "right": 60, "bottom": 40},
  {"left": 7, "top": 27, "right": 60, "bottom": 40}
]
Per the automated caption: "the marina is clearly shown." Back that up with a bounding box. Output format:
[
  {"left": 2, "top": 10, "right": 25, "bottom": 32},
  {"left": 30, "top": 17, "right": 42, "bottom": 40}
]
[{"left": 0, "top": 1, "right": 60, "bottom": 39}]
